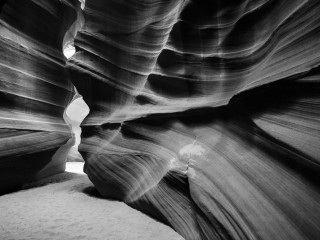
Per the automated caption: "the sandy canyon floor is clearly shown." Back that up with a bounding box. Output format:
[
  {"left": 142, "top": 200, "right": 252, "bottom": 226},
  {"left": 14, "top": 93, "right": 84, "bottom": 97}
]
[{"left": 0, "top": 162, "right": 184, "bottom": 240}]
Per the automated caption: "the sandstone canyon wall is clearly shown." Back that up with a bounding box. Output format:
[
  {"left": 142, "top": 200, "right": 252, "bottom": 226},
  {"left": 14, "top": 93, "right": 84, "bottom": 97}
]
[
  {"left": 0, "top": 0, "right": 80, "bottom": 194},
  {"left": 67, "top": 0, "right": 320, "bottom": 240},
  {"left": 0, "top": 0, "right": 320, "bottom": 240}
]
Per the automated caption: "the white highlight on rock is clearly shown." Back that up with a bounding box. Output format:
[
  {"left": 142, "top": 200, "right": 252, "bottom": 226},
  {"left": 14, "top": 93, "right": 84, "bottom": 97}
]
[
  {"left": 188, "top": 167, "right": 196, "bottom": 179},
  {"left": 179, "top": 142, "right": 206, "bottom": 159},
  {"left": 177, "top": 142, "right": 207, "bottom": 176},
  {"left": 169, "top": 157, "right": 180, "bottom": 170}
]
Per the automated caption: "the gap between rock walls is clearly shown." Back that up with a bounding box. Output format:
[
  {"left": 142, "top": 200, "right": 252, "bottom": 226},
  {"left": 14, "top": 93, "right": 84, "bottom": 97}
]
[{"left": 61, "top": 0, "right": 89, "bottom": 164}]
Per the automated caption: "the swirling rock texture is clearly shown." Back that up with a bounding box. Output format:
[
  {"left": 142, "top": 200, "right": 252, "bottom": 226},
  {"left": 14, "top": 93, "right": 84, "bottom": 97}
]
[
  {"left": 0, "top": 0, "right": 81, "bottom": 194},
  {"left": 68, "top": 0, "right": 320, "bottom": 239}
]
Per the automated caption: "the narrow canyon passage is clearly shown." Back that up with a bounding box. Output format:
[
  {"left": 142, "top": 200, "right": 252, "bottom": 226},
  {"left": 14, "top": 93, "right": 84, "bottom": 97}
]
[
  {"left": 1, "top": 0, "right": 320, "bottom": 240},
  {"left": 64, "top": 89, "right": 89, "bottom": 162}
]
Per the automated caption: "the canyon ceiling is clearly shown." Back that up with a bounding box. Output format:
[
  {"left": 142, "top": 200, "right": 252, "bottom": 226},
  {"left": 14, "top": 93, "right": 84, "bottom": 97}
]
[{"left": 1, "top": 0, "right": 320, "bottom": 240}]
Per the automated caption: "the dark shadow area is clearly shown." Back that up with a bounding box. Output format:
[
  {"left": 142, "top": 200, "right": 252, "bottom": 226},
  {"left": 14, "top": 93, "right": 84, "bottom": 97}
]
[
  {"left": 0, "top": 142, "right": 68, "bottom": 196},
  {"left": 82, "top": 186, "right": 105, "bottom": 199},
  {"left": 226, "top": 66, "right": 320, "bottom": 188},
  {"left": 229, "top": 66, "right": 320, "bottom": 116},
  {"left": 0, "top": 0, "right": 8, "bottom": 14}
]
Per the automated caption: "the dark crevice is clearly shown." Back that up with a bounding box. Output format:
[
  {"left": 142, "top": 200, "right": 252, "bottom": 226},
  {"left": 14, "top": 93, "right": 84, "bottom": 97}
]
[{"left": 0, "top": 0, "right": 8, "bottom": 14}]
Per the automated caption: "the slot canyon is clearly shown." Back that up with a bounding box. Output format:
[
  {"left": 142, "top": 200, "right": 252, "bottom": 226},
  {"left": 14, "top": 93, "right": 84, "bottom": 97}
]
[{"left": 0, "top": 0, "right": 320, "bottom": 239}]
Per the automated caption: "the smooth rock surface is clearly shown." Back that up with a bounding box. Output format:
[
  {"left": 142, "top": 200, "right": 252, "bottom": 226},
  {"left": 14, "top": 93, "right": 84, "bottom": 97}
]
[{"left": 67, "top": 1, "right": 320, "bottom": 239}]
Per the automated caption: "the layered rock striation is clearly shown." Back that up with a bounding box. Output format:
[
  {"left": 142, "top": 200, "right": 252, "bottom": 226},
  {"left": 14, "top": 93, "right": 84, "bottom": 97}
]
[
  {"left": 0, "top": 0, "right": 319, "bottom": 239},
  {"left": 68, "top": 0, "right": 320, "bottom": 239},
  {"left": 0, "top": 0, "right": 80, "bottom": 194}
]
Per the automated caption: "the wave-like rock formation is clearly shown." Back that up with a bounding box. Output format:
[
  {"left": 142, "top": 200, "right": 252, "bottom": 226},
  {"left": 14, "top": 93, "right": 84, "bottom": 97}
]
[
  {"left": 0, "top": 0, "right": 318, "bottom": 239},
  {"left": 0, "top": 0, "right": 80, "bottom": 194},
  {"left": 68, "top": 0, "right": 320, "bottom": 239}
]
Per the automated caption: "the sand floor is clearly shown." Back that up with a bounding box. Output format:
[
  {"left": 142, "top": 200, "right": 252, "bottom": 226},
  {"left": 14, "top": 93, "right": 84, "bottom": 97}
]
[{"left": 0, "top": 163, "right": 184, "bottom": 240}]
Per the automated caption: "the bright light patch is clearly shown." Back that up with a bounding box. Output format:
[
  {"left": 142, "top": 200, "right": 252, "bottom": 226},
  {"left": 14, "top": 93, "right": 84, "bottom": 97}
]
[
  {"left": 79, "top": 0, "right": 85, "bottom": 9},
  {"left": 63, "top": 43, "right": 76, "bottom": 59},
  {"left": 65, "top": 96, "right": 89, "bottom": 146},
  {"left": 65, "top": 162, "right": 85, "bottom": 174},
  {"left": 179, "top": 143, "right": 206, "bottom": 158},
  {"left": 65, "top": 97, "right": 89, "bottom": 123}
]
